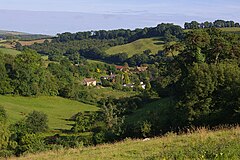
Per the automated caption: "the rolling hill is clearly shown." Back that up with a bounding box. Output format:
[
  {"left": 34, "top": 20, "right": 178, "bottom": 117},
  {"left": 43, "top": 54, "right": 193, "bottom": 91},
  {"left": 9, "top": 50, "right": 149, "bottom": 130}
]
[
  {"left": 10, "top": 126, "right": 240, "bottom": 160},
  {"left": 0, "top": 29, "right": 51, "bottom": 40},
  {"left": 0, "top": 30, "right": 29, "bottom": 35},
  {"left": 105, "top": 37, "right": 165, "bottom": 57},
  {"left": 0, "top": 95, "right": 98, "bottom": 130}
]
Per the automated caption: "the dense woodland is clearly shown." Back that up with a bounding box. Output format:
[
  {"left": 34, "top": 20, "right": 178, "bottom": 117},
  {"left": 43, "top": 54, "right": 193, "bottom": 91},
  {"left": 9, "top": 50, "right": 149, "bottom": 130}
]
[{"left": 1, "top": 21, "right": 240, "bottom": 157}]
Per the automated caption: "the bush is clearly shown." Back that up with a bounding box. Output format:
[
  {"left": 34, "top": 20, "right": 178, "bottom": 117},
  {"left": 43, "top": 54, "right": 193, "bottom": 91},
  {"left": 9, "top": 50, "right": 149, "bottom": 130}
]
[
  {"left": 0, "top": 106, "right": 7, "bottom": 123},
  {"left": 18, "top": 133, "right": 47, "bottom": 155},
  {"left": 93, "top": 131, "right": 106, "bottom": 144},
  {"left": 25, "top": 111, "right": 48, "bottom": 133}
]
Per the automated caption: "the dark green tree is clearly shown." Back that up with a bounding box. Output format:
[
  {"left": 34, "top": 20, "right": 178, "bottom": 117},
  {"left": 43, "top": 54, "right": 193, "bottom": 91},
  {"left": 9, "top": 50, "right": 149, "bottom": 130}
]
[{"left": 25, "top": 111, "right": 48, "bottom": 133}]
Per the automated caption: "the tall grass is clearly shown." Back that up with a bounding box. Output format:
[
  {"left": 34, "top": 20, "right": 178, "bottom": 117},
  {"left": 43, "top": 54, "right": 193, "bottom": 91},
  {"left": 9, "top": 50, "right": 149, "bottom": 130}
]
[{"left": 10, "top": 126, "right": 240, "bottom": 160}]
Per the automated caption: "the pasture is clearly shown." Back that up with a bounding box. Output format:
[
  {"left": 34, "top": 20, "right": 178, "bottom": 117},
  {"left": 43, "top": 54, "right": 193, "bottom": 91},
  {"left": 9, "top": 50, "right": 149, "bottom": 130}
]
[
  {"left": 106, "top": 37, "right": 165, "bottom": 57},
  {"left": 0, "top": 95, "right": 98, "bottom": 130}
]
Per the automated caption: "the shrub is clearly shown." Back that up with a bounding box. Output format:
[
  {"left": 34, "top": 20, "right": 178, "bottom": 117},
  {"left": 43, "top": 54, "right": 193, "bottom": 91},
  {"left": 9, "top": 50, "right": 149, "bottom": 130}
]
[
  {"left": 0, "top": 106, "right": 7, "bottom": 123},
  {"left": 18, "top": 133, "right": 46, "bottom": 155},
  {"left": 25, "top": 111, "right": 48, "bottom": 133}
]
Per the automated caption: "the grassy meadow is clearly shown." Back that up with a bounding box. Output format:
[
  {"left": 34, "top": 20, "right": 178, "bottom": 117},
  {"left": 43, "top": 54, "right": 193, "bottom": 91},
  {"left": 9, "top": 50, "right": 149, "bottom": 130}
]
[
  {"left": 219, "top": 27, "right": 240, "bottom": 34},
  {"left": 106, "top": 37, "right": 164, "bottom": 57},
  {"left": 0, "top": 48, "right": 21, "bottom": 56},
  {"left": 80, "top": 87, "right": 137, "bottom": 104},
  {"left": 0, "top": 95, "right": 98, "bottom": 130},
  {"left": 9, "top": 126, "right": 240, "bottom": 160}
]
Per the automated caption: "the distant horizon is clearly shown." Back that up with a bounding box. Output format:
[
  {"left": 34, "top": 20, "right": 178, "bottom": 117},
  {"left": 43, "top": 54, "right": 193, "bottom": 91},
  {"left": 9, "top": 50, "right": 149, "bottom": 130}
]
[{"left": 0, "top": 0, "right": 239, "bottom": 35}]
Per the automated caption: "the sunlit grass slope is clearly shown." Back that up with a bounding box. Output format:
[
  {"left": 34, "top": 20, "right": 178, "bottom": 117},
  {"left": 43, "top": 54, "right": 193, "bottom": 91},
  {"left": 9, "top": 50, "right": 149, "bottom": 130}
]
[
  {"left": 106, "top": 37, "right": 165, "bottom": 57},
  {"left": 11, "top": 127, "right": 240, "bottom": 160},
  {"left": 0, "top": 48, "right": 21, "bottom": 56},
  {"left": 0, "top": 95, "right": 98, "bottom": 130}
]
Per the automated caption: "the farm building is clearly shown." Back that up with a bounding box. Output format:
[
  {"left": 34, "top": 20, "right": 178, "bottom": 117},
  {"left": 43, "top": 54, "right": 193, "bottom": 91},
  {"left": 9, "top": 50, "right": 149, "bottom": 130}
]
[{"left": 83, "top": 78, "right": 97, "bottom": 86}]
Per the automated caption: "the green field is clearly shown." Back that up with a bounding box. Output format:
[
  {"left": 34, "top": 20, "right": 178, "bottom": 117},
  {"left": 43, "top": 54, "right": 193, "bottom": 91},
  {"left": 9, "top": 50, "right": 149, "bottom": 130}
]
[
  {"left": 0, "top": 48, "right": 21, "bottom": 56},
  {"left": 184, "top": 27, "right": 240, "bottom": 34},
  {"left": 106, "top": 37, "right": 165, "bottom": 57},
  {"left": 11, "top": 127, "right": 240, "bottom": 160},
  {"left": 219, "top": 27, "right": 240, "bottom": 32},
  {"left": 0, "top": 95, "right": 98, "bottom": 130},
  {"left": 220, "top": 27, "right": 240, "bottom": 34},
  {"left": 126, "top": 97, "right": 174, "bottom": 123},
  {"left": 81, "top": 87, "right": 137, "bottom": 104}
]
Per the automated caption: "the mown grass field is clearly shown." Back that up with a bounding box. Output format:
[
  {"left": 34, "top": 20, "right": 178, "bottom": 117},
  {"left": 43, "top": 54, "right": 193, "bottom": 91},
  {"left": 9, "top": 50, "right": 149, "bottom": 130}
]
[
  {"left": 0, "top": 95, "right": 98, "bottom": 130},
  {"left": 0, "top": 48, "right": 21, "bottom": 56},
  {"left": 106, "top": 37, "right": 165, "bottom": 57},
  {"left": 10, "top": 127, "right": 240, "bottom": 160}
]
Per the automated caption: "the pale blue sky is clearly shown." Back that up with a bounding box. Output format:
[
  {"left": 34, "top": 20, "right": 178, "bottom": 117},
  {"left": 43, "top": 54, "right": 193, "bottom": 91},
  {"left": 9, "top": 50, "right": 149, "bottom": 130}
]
[
  {"left": 0, "top": 0, "right": 240, "bottom": 34},
  {"left": 1, "top": 0, "right": 240, "bottom": 15}
]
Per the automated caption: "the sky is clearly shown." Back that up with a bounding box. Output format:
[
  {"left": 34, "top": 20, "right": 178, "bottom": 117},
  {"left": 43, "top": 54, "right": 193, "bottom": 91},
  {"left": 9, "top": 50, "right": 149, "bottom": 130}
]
[{"left": 0, "top": 0, "right": 240, "bottom": 35}]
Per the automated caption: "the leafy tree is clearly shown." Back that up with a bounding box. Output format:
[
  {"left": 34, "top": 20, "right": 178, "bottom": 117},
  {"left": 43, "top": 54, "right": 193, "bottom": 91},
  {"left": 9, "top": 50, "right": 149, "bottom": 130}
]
[
  {"left": 140, "top": 121, "right": 151, "bottom": 137},
  {"left": 0, "top": 57, "right": 12, "bottom": 94},
  {"left": 71, "top": 112, "right": 95, "bottom": 133},
  {"left": 12, "top": 49, "right": 43, "bottom": 96},
  {"left": 25, "top": 111, "right": 48, "bottom": 133},
  {"left": 0, "top": 106, "right": 7, "bottom": 123},
  {"left": 123, "top": 72, "right": 131, "bottom": 84}
]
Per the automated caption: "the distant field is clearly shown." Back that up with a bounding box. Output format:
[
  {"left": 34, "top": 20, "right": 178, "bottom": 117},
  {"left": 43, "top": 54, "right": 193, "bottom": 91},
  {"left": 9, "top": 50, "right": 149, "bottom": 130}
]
[
  {"left": 12, "top": 127, "right": 240, "bottom": 160},
  {"left": 0, "top": 39, "right": 52, "bottom": 49},
  {"left": 106, "top": 37, "right": 165, "bottom": 57},
  {"left": 220, "top": 27, "right": 240, "bottom": 34},
  {"left": 81, "top": 87, "right": 137, "bottom": 104},
  {"left": 87, "top": 59, "right": 109, "bottom": 65},
  {"left": 184, "top": 27, "right": 240, "bottom": 34},
  {"left": 0, "top": 48, "right": 21, "bottom": 56},
  {"left": 19, "top": 39, "right": 52, "bottom": 46},
  {"left": 0, "top": 95, "right": 98, "bottom": 130}
]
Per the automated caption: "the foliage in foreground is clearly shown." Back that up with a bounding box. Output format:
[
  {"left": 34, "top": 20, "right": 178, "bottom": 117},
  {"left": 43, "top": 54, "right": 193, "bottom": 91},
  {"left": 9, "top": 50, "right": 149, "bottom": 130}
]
[{"left": 9, "top": 127, "right": 240, "bottom": 160}]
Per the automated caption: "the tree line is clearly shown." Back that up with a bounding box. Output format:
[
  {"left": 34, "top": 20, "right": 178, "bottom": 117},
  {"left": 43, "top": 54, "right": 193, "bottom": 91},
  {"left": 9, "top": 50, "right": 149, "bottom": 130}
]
[
  {"left": 184, "top": 20, "right": 240, "bottom": 29},
  {"left": 54, "top": 23, "right": 183, "bottom": 43}
]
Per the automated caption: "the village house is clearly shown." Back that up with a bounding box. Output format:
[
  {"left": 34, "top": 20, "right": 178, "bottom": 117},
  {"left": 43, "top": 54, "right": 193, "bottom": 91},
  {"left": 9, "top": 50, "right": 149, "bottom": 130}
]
[
  {"left": 83, "top": 78, "right": 97, "bottom": 86},
  {"left": 115, "top": 65, "right": 129, "bottom": 72},
  {"left": 136, "top": 66, "right": 148, "bottom": 72},
  {"left": 100, "top": 73, "right": 116, "bottom": 82}
]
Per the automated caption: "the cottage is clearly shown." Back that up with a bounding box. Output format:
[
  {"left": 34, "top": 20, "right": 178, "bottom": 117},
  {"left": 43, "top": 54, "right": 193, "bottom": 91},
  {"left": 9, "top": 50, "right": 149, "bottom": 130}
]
[
  {"left": 116, "top": 65, "right": 130, "bottom": 72},
  {"left": 83, "top": 78, "right": 97, "bottom": 86},
  {"left": 100, "top": 73, "right": 116, "bottom": 82},
  {"left": 136, "top": 66, "right": 148, "bottom": 72},
  {"left": 115, "top": 65, "right": 125, "bottom": 71}
]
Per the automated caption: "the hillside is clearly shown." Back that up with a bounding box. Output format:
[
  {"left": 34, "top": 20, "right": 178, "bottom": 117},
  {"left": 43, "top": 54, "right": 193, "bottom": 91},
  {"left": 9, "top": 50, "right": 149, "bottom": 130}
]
[
  {"left": 10, "top": 127, "right": 240, "bottom": 160},
  {"left": 0, "top": 48, "right": 21, "bottom": 56},
  {"left": 0, "top": 29, "right": 51, "bottom": 40},
  {"left": 0, "top": 95, "right": 98, "bottom": 130},
  {"left": 105, "top": 37, "right": 165, "bottom": 56},
  {"left": 0, "top": 30, "right": 28, "bottom": 35}
]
